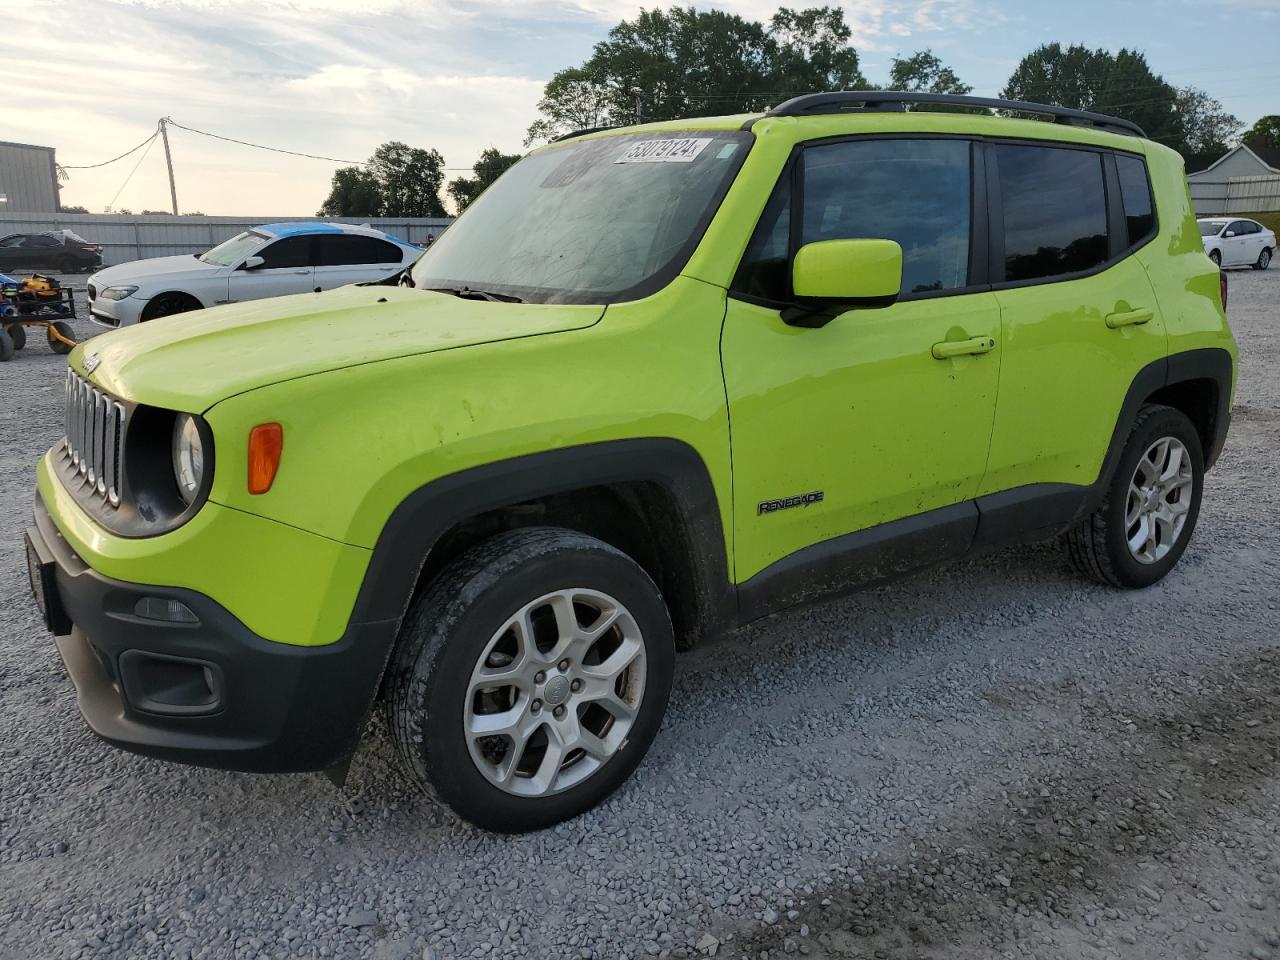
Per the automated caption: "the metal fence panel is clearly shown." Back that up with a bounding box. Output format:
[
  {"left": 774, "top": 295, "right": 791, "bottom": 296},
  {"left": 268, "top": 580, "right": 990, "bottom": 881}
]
[
  {"left": 1224, "top": 175, "right": 1280, "bottom": 214},
  {"left": 0, "top": 213, "right": 453, "bottom": 266}
]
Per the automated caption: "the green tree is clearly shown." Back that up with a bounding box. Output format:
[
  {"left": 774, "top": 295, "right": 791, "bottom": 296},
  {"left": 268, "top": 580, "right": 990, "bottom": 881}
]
[
  {"left": 59, "top": 205, "right": 90, "bottom": 214},
  {"left": 888, "top": 49, "right": 970, "bottom": 94},
  {"left": 1175, "top": 87, "right": 1241, "bottom": 155},
  {"left": 448, "top": 148, "right": 522, "bottom": 214},
  {"left": 1002, "top": 44, "right": 1185, "bottom": 151},
  {"left": 768, "top": 7, "right": 868, "bottom": 96},
  {"left": 318, "top": 166, "right": 382, "bottom": 217},
  {"left": 369, "top": 142, "right": 449, "bottom": 218},
  {"left": 318, "top": 144, "right": 447, "bottom": 218},
  {"left": 1243, "top": 115, "right": 1280, "bottom": 151},
  {"left": 525, "top": 5, "right": 867, "bottom": 143}
]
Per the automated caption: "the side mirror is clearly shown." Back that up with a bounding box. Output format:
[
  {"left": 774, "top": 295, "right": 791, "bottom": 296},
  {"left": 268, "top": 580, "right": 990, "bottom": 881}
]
[
  {"left": 784, "top": 238, "right": 903, "bottom": 327},
  {"left": 1223, "top": 231, "right": 1235, "bottom": 238},
  {"left": 242, "top": 255, "right": 266, "bottom": 271}
]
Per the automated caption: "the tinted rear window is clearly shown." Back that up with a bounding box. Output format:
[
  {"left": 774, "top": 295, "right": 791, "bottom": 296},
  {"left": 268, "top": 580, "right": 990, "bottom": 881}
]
[
  {"left": 996, "top": 144, "right": 1108, "bottom": 282},
  {"left": 1115, "top": 154, "right": 1155, "bottom": 246},
  {"left": 317, "top": 235, "right": 402, "bottom": 266}
]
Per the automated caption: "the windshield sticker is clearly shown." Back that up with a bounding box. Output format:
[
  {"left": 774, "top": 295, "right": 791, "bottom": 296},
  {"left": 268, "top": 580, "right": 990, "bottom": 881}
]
[{"left": 615, "top": 138, "right": 713, "bottom": 164}]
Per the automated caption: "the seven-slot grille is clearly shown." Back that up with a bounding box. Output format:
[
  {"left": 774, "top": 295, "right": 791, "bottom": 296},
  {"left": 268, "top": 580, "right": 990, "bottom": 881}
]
[{"left": 64, "top": 369, "right": 125, "bottom": 507}]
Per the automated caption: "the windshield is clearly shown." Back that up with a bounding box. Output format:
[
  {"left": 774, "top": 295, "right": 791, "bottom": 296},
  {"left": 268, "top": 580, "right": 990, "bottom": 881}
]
[
  {"left": 200, "top": 230, "right": 269, "bottom": 266},
  {"left": 410, "top": 131, "right": 751, "bottom": 304},
  {"left": 1199, "top": 221, "right": 1227, "bottom": 237}
]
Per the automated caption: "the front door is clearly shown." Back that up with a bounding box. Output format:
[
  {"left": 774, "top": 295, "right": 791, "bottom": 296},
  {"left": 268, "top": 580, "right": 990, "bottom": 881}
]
[
  {"left": 227, "top": 235, "right": 315, "bottom": 303},
  {"left": 721, "top": 137, "right": 1001, "bottom": 587}
]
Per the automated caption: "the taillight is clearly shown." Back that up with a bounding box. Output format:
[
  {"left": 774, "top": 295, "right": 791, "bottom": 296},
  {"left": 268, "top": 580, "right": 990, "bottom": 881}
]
[{"left": 1219, "top": 270, "right": 1228, "bottom": 311}]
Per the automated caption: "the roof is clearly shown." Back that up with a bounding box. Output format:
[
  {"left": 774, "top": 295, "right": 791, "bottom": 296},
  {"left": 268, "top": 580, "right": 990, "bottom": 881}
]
[
  {"left": 0, "top": 140, "right": 55, "bottom": 153},
  {"left": 257, "top": 221, "right": 413, "bottom": 245},
  {"left": 1186, "top": 143, "right": 1280, "bottom": 178}
]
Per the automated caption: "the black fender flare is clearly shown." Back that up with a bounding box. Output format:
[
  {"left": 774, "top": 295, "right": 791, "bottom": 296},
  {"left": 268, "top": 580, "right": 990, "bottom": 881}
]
[
  {"left": 348, "top": 438, "right": 736, "bottom": 640},
  {"left": 1091, "top": 346, "right": 1234, "bottom": 505}
]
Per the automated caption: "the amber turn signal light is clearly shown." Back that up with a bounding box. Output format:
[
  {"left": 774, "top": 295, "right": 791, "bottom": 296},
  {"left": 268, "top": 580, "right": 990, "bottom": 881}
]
[{"left": 247, "top": 423, "right": 283, "bottom": 495}]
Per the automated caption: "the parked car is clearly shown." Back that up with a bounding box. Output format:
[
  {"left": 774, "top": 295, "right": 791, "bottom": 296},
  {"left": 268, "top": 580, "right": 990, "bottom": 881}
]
[
  {"left": 0, "top": 230, "right": 102, "bottom": 274},
  {"left": 85, "top": 221, "right": 421, "bottom": 327},
  {"left": 27, "top": 93, "right": 1235, "bottom": 832},
  {"left": 1199, "top": 217, "right": 1274, "bottom": 269}
]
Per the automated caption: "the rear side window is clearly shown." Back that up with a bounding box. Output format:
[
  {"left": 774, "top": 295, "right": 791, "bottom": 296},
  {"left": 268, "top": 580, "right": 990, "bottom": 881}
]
[
  {"left": 258, "top": 236, "right": 312, "bottom": 269},
  {"left": 733, "top": 138, "right": 972, "bottom": 302},
  {"left": 316, "top": 235, "right": 402, "bottom": 266},
  {"left": 1115, "top": 154, "right": 1156, "bottom": 246},
  {"left": 995, "top": 144, "right": 1108, "bottom": 282}
]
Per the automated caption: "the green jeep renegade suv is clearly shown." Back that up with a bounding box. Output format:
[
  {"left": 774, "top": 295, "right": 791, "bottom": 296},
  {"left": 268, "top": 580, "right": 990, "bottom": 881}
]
[{"left": 26, "top": 93, "right": 1236, "bottom": 831}]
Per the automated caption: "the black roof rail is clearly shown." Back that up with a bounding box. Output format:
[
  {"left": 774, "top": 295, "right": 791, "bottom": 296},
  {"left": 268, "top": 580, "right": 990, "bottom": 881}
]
[
  {"left": 764, "top": 91, "right": 1146, "bottom": 138},
  {"left": 550, "top": 125, "right": 619, "bottom": 143}
]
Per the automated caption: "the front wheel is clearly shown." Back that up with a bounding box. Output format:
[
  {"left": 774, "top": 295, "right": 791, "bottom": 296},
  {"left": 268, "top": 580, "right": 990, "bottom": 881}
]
[
  {"left": 1066, "top": 404, "right": 1203, "bottom": 589},
  {"left": 48, "top": 320, "right": 75, "bottom": 355},
  {"left": 5, "top": 323, "right": 25, "bottom": 351},
  {"left": 385, "top": 527, "right": 675, "bottom": 832},
  {"left": 1208, "top": 249, "right": 1222, "bottom": 266},
  {"left": 1255, "top": 248, "right": 1272, "bottom": 271},
  {"left": 0, "top": 329, "right": 12, "bottom": 362}
]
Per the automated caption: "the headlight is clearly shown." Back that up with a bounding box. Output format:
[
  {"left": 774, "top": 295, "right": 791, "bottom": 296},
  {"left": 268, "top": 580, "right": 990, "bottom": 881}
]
[
  {"left": 100, "top": 285, "right": 138, "bottom": 301},
  {"left": 172, "top": 414, "right": 205, "bottom": 504}
]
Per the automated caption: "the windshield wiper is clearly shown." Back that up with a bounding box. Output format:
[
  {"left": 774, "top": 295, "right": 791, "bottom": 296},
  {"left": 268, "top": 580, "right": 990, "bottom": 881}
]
[{"left": 425, "top": 286, "right": 524, "bottom": 303}]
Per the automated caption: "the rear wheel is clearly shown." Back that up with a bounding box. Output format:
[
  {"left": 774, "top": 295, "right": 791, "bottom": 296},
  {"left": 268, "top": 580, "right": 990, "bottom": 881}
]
[
  {"left": 0, "top": 329, "right": 13, "bottom": 362},
  {"left": 1066, "top": 404, "right": 1203, "bottom": 589},
  {"left": 6, "top": 323, "right": 25, "bottom": 350},
  {"left": 58, "top": 257, "right": 80, "bottom": 275},
  {"left": 385, "top": 527, "right": 674, "bottom": 832},
  {"left": 1255, "top": 248, "right": 1272, "bottom": 271},
  {"left": 48, "top": 320, "right": 75, "bottom": 355}
]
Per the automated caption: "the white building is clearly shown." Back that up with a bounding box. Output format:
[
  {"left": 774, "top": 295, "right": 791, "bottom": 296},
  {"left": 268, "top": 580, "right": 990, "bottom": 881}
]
[
  {"left": 1186, "top": 144, "right": 1280, "bottom": 216},
  {"left": 0, "top": 140, "right": 59, "bottom": 213}
]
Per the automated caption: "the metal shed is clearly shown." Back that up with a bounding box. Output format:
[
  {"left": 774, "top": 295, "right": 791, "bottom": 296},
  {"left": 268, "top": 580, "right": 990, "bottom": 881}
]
[{"left": 0, "top": 141, "right": 59, "bottom": 213}]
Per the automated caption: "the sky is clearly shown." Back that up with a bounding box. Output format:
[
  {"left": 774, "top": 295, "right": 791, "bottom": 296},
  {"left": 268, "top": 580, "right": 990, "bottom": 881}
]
[{"left": 10, "top": 0, "right": 1277, "bottom": 216}]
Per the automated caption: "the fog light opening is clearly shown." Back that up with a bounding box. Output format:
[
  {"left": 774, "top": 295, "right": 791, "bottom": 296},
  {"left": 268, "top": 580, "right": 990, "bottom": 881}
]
[{"left": 134, "top": 597, "right": 200, "bottom": 624}]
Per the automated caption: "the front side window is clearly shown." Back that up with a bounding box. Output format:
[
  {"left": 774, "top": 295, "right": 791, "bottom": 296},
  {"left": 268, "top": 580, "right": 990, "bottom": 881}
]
[
  {"left": 733, "top": 138, "right": 972, "bottom": 302},
  {"left": 1199, "top": 221, "right": 1227, "bottom": 237},
  {"left": 995, "top": 144, "right": 1108, "bottom": 282},
  {"left": 410, "top": 131, "right": 750, "bottom": 304},
  {"left": 1115, "top": 154, "right": 1155, "bottom": 246},
  {"left": 257, "top": 236, "right": 312, "bottom": 269}
]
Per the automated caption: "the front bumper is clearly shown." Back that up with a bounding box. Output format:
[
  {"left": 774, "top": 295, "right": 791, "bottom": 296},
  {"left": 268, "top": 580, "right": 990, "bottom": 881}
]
[
  {"left": 86, "top": 292, "right": 144, "bottom": 328},
  {"left": 27, "top": 493, "right": 397, "bottom": 773}
]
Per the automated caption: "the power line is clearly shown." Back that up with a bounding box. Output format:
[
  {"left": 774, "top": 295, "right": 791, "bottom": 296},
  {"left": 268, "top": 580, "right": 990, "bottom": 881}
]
[
  {"left": 61, "top": 127, "right": 159, "bottom": 169},
  {"left": 107, "top": 132, "right": 158, "bottom": 211},
  {"left": 163, "top": 117, "right": 370, "bottom": 165}
]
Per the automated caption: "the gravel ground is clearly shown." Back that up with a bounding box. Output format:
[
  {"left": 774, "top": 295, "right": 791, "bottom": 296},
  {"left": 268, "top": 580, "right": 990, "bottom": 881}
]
[{"left": 0, "top": 271, "right": 1277, "bottom": 960}]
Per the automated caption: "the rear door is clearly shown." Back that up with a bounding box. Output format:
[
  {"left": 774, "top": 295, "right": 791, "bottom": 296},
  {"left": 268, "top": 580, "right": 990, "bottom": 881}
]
[
  {"left": 226, "top": 235, "right": 315, "bottom": 304},
  {"left": 0, "top": 235, "right": 28, "bottom": 272},
  {"left": 977, "top": 143, "right": 1167, "bottom": 498},
  {"left": 313, "top": 234, "right": 405, "bottom": 290}
]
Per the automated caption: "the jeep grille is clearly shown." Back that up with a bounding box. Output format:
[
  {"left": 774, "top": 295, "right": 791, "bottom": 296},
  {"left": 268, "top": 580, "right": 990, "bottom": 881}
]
[{"left": 64, "top": 369, "right": 126, "bottom": 507}]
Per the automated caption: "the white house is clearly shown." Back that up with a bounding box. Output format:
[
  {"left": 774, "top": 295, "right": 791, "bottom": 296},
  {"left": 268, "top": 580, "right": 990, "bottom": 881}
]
[{"left": 1186, "top": 143, "right": 1280, "bottom": 216}]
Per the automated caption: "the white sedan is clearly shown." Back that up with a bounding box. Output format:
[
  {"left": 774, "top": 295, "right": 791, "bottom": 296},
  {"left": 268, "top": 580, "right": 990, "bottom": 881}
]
[
  {"left": 87, "top": 221, "right": 421, "bottom": 327},
  {"left": 1199, "top": 217, "right": 1274, "bottom": 270}
]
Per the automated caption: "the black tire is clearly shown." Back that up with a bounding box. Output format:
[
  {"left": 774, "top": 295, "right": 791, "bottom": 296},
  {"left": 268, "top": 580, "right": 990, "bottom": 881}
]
[
  {"left": 58, "top": 257, "right": 80, "bottom": 275},
  {"left": 1208, "top": 249, "right": 1221, "bottom": 266},
  {"left": 0, "top": 329, "right": 12, "bottom": 362},
  {"left": 48, "top": 320, "right": 75, "bottom": 355},
  {"left": 1066, "top": 404, "right": 1204, "bottom": 589},
  {"left": 385, "top": 527, "right": 675, "bottom": 832},
  {"left": 141, "top": 293, "right": 199, "bottom": 322},
  {"left": 1255, "top": 248, "right": 1272, "bottom": 271},
  {"left": 5, "top": 323, "right": 25, "bottom": 351}
]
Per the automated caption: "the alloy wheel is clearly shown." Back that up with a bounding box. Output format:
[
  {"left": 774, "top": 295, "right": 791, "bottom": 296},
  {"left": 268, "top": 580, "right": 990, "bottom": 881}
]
[
  {"left": 464, "top": 588, "right": 647, "bottom": 797},
  {"left": 1125, "top": 436, "right": 1193, "bottom": 564}
]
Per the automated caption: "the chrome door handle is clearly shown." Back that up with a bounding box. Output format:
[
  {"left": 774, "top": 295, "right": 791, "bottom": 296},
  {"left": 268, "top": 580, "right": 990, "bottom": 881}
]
[
  {"left": 1105, "top": 308, "right": 1153, "bottom": 329},
  {"left": 931, "top": 336, "right": 996, "bottom": 360}
]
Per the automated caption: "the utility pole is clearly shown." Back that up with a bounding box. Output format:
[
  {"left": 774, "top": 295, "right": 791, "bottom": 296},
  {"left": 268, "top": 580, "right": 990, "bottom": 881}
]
[
  {"left": 630, "top": 87, "right": 644, "bottom": 124},
  {"left": 159, "top": 118, "right": 178, "bottom": 215}
]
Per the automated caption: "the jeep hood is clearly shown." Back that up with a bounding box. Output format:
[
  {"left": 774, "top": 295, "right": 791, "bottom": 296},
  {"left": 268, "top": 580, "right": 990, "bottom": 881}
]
[{"left": 74, "top": 285, "right": 604, "bottom": 411}]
